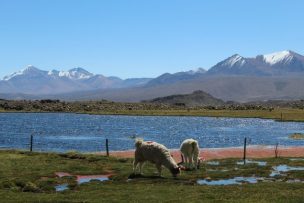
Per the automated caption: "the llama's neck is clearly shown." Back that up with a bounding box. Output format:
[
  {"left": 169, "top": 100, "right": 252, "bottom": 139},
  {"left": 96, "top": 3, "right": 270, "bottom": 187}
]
[{"left": 162, "top": 156, "right": 177, "bottom": 170}]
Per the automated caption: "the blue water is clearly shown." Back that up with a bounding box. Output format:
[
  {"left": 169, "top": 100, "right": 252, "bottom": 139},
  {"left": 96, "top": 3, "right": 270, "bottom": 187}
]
[
  {"left": 237, "top": 160, "right": 267, "bottom": 166},
  {"left": 0, "top": 113, "right": 304, "bottom": 152},
  {"left": 270, "top": 165, "right": 304, "bottom": 177},
  {"left": 206, "top": 161, "right": 220, "bottom": 166},
  {"left": 78, "top": 177, "right": 109, "bottom": 184},
  {"left": 55, "top": 176, "right": 109, "bottom": 192},
  {"left": 197, "top": 177, "right": 261, "bottom": 185},
  {"left": 55, "top": 184, "right": 69, "bottom": 192}
]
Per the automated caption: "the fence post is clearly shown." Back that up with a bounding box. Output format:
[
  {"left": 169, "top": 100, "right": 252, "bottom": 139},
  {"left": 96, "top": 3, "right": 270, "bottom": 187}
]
[
  {"left": 243, "top": 137, "right": 247, "bottom": 165},
  {"left": 30, "top": 134, "right": 33, "bottom": 152},
  {"left": 106, "top": 139, "right": 109, "bottom": 157},
  {"left": 275, "top": 143, "right": 279, "bottom": 158}
]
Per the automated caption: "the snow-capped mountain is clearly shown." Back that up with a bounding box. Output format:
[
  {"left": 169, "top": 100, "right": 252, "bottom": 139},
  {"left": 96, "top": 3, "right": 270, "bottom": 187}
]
[
  {"left": 1, "top": 50, "right": 304, "bottom": 99},
  {"left": 263, "top": 50, "right": 295, "bottom": 65},
  {"left": 56, "top": 68, "right": 94, "bottom": 80},
  {"left": 221, "top": 54, "right": 246, "bottom": 68},
  {"left": 4, "top": 66, "right": 95, "bottom": 81},
  {"left": 0, "top": 66, "right": 152, "bottom": 94},
  {"left": 207, "top": 50, "right": 304, "bottom": 76},
  {"left": 3, "top": 65, "right": 48, "bottom": 81}
]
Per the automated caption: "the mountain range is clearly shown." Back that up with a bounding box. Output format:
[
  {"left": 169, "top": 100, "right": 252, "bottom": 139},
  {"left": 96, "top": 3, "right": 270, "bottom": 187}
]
[
  {"left": 0, "top": 66, "right": 151, "bottom": 94},
  {"left": 1, "top": 50, "right": 304, "bottom": 102},
  {"left": 207, "top": 50, "right": 304, "bottom": 76}
]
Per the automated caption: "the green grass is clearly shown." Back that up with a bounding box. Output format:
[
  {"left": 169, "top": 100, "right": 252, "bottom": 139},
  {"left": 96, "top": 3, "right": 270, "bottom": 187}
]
[
  {"left": 87, "top": 108, "right": 304, "bottom": 122},
  {"left": 1, "top": 150, "right": 304, "bottom": 202},
  {"left": 4, "top": 108, "right": 304, "bottom": 122}
]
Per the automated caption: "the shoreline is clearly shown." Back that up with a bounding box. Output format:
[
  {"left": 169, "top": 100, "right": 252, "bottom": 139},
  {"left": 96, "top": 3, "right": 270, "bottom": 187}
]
[
  {"left": 1, "top": 110, "right": 304, "bottom": 123},
  {"left": 97, "top": 145, "right": 304, "bottom": 161},
  {"left": 1, "top": 145, "right": 303, "bottom": 161}
]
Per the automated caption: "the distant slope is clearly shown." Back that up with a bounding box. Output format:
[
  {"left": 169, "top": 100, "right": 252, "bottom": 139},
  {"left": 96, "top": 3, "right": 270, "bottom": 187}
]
[
  {"left": 144, "top": 90, "right": 225, "bottom": 107},
  {"left": 86, "top": 76, "right": 304, "bottom": 102},
  {"left": 145, "top": 68, "right": 206, "bottom": 87},
  {"left": 5, "top": 76, "right": 303, "bottom": 103}
]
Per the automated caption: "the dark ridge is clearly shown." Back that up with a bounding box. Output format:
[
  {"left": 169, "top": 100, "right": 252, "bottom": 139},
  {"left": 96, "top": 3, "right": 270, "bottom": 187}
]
[{"left": 144, "top": 90, "right": 225, "bottom": 107}]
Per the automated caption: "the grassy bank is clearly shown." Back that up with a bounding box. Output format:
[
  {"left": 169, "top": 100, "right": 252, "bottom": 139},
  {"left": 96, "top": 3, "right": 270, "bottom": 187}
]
[
  {"left": 1, "top": 150, "right": 304, "bottom": 202},
  {"left": 1, "top": 99, "right": 304, "bottom": 121},
  {"left": 4, "top": 108, "right": 304, "bottom": 122},
  {"left": 87, "top": 108, "right": 304, "bottom": 122},
  {"left": 0, "top": 100, "right": 304, "bottom": 121}
]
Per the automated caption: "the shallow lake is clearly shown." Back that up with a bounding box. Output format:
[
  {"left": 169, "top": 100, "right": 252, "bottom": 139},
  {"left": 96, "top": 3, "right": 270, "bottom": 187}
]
[{"left": 0, "top": 113, "right": 304, "bottom": 152}]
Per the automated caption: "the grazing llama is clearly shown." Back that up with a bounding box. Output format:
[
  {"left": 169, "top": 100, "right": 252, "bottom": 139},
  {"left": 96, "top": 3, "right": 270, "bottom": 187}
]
[
  {"left": 133, "top": 139, "right": 180, "bottom": 177},
  {"left": 180, "top": 138, "right": 200, "bottom": 170}
]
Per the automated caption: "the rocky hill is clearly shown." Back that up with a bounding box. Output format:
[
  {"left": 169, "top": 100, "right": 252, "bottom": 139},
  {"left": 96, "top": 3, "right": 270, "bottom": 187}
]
[{"left": 144, "top": 90, "right": 225, "bottom": 107}]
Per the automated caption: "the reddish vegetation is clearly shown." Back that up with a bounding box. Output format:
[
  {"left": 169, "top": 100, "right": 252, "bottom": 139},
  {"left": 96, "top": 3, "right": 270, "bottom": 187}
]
[
  {"left": 55, "top": 172, "right": 72, "bottom": 178},
  {"left": 98, "top": 146, "right": 304, "bottom": 162},
  {"left": 55, "top": 172, "right": 112, "bottom": 180},
  {"left": 76, "top": 175, "right": 111, "bottom": 181}
]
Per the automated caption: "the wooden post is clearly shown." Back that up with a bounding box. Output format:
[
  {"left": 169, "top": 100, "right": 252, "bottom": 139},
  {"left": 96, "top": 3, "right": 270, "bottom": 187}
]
[
  {"left": 106, "top": 139, "right": 109, "bottom": 157},
  {"left": 243, "top": 137, "right": 247, "bottom": 165},
  {"left": 275, "top": 143, "right": 279, "bottom": 158},
  {"left": 30, "top": 134, "right": 33, "bottom": 152}
]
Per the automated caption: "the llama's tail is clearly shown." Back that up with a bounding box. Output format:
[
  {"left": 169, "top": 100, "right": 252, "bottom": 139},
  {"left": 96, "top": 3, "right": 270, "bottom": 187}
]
[{"left": 135, "top": 138, "right": 144, "bottom": 148}]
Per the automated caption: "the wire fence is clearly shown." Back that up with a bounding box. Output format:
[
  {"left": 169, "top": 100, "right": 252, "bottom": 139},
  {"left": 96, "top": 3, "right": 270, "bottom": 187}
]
[{"left": 2, "top": 132, "right": 302, "bottom": 163}]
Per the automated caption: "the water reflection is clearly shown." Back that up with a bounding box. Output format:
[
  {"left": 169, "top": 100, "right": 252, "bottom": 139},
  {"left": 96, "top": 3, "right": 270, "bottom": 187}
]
[{"left": 197, "top": 177, "right": 263, "bottom": 185}]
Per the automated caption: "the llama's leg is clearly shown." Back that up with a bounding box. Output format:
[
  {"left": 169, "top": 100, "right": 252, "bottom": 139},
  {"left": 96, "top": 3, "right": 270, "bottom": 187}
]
[
  {"left": 189, "top": 156, "right": 194, "bottom": 169},
  {"left": 184, "top": 156, "right": 189, "bottom": 169},
  {"left": 139, "top": 162, "right": 145, "bottom": 174},
  {"left": 133, "top": 160, "right": 139, "bottom": 174},
  {"left": 193, "top": 148, "right": 199, "bottom": 169},
  {"left": 156, "top": 164, "right": 162, "bottom": 176},
  {"left": 193, "top": 153, "right": 199, "bottom": 169}
]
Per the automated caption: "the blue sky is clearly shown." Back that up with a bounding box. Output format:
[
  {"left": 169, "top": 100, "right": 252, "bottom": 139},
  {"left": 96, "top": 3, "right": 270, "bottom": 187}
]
[{"left": 0, "top": 0, "right": 303, "bottom": 79}]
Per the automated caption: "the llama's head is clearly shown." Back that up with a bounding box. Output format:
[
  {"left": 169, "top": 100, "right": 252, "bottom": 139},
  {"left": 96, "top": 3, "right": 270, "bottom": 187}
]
[
  {"left": 197, "top": 157, "right": 205, "bottom": 169},
  {"left": 170, "top": 166, "right": 181, "bottom": 177}
]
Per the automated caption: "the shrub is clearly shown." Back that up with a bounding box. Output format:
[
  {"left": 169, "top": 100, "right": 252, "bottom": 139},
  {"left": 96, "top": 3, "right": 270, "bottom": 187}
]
[
  {"left": 0, "top": 179, "right": 15, "bottom": 189},
  {"left": 23, "top": 182, "right": 40, "bottom": 192}
]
